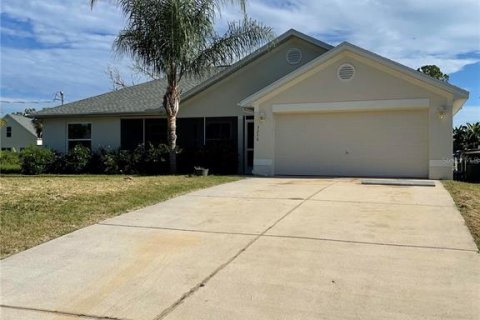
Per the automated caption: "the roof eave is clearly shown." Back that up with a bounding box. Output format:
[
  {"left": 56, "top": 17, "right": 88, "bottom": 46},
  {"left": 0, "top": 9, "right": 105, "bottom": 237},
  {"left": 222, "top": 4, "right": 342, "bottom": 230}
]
[{"left": 33, "top": 110, "right": 166, "bottom": 119}]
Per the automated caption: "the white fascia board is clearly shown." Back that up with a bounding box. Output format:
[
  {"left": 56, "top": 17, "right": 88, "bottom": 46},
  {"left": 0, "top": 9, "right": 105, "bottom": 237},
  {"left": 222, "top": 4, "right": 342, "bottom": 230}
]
[
  {"left": 272, "top": 99, "right": 430, "bottom": 114},
  {"left": 452, "top": 97, "right": 468, "bottom": 115}
]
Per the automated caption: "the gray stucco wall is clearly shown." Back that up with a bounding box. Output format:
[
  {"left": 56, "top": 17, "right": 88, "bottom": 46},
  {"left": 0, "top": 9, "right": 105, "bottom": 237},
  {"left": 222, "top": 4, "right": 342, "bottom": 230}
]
[
  {"left": 178, "top": 37, "right": 328, "bottom": 118},
  {"left": 42, "top": 117, "right": 120, "bottom": 153}
]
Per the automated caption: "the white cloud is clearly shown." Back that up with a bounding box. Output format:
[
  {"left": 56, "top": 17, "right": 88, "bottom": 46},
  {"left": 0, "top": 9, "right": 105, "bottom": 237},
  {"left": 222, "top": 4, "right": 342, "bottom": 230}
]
[
  {"left": 454, "top": 105, "right": 480, "bottom": 126},
  {"left": 0, "top": 0, "right": 479, "bottom": 111},
  {"left": 236, "top": 0, "right": 480, "bottom": 73}
]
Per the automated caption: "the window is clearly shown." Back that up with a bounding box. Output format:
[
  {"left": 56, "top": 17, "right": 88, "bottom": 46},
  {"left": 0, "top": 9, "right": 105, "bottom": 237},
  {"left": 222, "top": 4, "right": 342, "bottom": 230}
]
[
  {"left": 68, "top": 123, "right": 91, "bottom": 150},
  {"left": 120, "top": 118, "right": 169, "bottom": 150},
  {"left": 121, "top": 119, "right": 143, "bottom": 150},
  {"left": 177, "top": 118, "right": 204, "bottom": 148},
  {"left": 6, "top": 127, "right": 12, "bottom": 138},
  {"left": 145, "top": 119, "right": 167, "bottom": 146}
]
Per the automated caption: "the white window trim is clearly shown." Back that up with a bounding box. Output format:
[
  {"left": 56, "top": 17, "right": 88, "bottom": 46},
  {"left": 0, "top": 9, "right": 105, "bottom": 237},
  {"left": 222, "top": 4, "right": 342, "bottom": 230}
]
[{"left": 66, "top": 122, "right": 92, "bottom": 151}]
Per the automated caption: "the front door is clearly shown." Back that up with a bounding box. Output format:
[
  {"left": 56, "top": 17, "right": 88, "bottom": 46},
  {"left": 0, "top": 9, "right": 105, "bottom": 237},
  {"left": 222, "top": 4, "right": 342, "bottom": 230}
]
[{"left": 244, "top": 117, "right": 254, "bottom": 174}]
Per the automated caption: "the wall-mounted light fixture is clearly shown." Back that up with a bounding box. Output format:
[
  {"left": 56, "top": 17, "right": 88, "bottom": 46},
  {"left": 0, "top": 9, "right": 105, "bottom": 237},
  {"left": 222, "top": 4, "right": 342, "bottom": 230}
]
[
  {"left": 437, "top": 106, "right": 448, "bottom": 120},
  {"left": 259, "top": 112, "right": 266, "bottom": 122}
]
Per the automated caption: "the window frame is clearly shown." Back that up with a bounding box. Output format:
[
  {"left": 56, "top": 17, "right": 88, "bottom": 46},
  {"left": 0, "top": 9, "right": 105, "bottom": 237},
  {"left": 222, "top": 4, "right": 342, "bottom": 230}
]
[
  {"left": 67, "top": 122, "right": 92, "bottom": 151},
  {"left": 6, "top": 126, "right": 12, "bottom": 138}
]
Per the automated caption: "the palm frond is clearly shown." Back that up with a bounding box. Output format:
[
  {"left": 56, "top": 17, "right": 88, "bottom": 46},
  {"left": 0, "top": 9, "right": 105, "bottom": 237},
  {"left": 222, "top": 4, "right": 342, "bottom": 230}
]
[{"left": 188, "top": 18, "right": 274, "bottom": 76}]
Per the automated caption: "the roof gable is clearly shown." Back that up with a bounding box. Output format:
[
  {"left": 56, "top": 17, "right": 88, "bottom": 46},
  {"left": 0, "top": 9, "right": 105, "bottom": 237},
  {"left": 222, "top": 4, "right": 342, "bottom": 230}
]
[
  {"left": 182, "top": 29, "right": 333, "bottom": 102},
  {"left": 4, "top": 114, "right": 37, "bottom": 136},
  {"left": 239, "top": 42, "right": 469, "bottom": 113}
]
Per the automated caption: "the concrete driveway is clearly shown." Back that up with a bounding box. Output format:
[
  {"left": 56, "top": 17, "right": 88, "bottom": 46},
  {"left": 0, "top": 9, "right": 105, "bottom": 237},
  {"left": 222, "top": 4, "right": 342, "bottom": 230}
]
[{"left": 1, "top": 178, "right": 479, "bottom": 319}]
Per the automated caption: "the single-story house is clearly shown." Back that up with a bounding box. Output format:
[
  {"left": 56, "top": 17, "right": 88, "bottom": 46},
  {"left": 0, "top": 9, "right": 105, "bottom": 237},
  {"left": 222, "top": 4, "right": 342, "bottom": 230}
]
[
  {"left": 1, "top": 114, "right": 40, "bottom": 151},
  {"left": 34, "top": 29, "right": 469, "bottom": 179}
]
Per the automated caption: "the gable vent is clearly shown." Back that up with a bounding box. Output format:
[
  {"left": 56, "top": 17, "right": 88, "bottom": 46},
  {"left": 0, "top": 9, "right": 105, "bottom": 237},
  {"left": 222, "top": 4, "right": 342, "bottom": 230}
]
[
  {"left": 337, "top": 63, "right": 355, "bottom": 81},
  {"left": 286, "top": 48, "right": 302, "bottom": 65}
]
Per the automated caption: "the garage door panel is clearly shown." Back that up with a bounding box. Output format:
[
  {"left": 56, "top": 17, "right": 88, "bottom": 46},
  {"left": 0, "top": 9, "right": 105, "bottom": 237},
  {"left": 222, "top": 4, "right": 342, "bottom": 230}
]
[{"left": 274, "top": 110, "right": 428, "bottom": 178}]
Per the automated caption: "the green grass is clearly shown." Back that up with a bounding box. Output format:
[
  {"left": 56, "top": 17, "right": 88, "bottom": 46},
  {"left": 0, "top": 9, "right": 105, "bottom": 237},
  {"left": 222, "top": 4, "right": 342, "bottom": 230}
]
[
  {"left": 0, "top": 175, "right": 241, "bottom": 258},
  {"left": 443, "top": 181, "right": 480, "bottom": 250}
]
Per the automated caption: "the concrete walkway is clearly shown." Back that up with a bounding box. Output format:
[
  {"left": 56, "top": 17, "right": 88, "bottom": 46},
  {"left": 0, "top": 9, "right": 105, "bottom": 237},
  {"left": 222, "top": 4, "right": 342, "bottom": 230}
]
[{"left": 1, "top": 178, "right": 479, "bottom": 319}]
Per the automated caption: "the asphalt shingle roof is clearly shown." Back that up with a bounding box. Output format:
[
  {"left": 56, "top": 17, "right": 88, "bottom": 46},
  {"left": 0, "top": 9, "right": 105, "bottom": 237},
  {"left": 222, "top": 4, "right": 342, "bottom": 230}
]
[{"left": 34, "top": 71, "right": 220, "bottom": 117}]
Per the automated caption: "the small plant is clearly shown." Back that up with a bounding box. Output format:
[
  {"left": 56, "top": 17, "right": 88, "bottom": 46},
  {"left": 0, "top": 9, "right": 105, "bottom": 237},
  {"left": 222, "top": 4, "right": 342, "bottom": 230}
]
[
  {"left": 19, "top": 145, "right": 55, "bottom": 175},
  {"left": 194, "top": 166, "right": 209, "bottom": 176}
]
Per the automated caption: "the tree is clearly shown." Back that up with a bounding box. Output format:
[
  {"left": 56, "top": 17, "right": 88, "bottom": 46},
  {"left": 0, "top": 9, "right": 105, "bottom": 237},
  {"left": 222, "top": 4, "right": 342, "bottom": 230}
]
[
  {"left": 465, "top": 122, "right": 480, "bottom": 149},
  {"left": 453, "top": 122, "right": 480, "bottom": 151},
  {"left": 106, "top": 65, "right": 129, "bottom": 91},
  {"left": 91, "top": 0, "right": 274, "bottom": 173},
  {"left": 453, "top": 125, "right": 467, "bottom": 152},
  {"left": 417, "top": 65, "right": 449, "bottom": 82}
]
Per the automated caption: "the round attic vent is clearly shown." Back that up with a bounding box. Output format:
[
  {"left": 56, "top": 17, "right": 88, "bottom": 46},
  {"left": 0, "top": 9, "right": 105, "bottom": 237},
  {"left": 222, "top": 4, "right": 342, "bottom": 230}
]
[
  {"left": 337, "top": 63, "right": 355, "bottom": 81},
  {"left": 286, "top": 48, "right": 302, "bottom": 65}
]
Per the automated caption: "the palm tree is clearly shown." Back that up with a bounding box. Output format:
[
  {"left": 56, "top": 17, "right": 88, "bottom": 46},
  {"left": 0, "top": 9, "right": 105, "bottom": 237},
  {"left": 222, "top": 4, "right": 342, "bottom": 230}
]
[
  {"left": 453, "top": 122, "right": 480, "bottom": 151},
  {"left": 465, "top": 122, "right": 480, "bottom": 149},
  {"left": 91, "top": 0, "right": 274, "bottom": 173},
  {"left": 453, "top": 125, "right": 467, "bottom": 152}
]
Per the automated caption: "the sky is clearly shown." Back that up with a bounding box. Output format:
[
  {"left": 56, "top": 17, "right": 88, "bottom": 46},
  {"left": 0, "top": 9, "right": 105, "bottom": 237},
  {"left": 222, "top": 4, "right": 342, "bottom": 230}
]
[{"left": 1, "top": 0, "right": 479, "bottom": 126}]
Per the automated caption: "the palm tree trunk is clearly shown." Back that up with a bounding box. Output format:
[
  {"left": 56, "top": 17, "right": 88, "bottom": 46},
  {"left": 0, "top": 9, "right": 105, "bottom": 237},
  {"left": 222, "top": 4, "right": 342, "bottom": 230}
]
[
  {"left": 163, "top": 84, "right": 180, "bottom": 174},
  {"left": 167, "top": 114, "right": 177, "bottom": 173}
]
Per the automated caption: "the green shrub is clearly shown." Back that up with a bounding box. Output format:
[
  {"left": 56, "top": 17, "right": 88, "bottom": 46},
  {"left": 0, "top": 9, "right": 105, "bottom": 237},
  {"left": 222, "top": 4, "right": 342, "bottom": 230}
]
[
  {"left": 132, "top": 143, "right": 170, "bottom": 175},
  {"left": 0, "top": 150, "right": 21, "bottom": 174},
  {"left": 63, "top": 145, "right": 91, "bottom": 173},
  {"left": 94, "top": 148, "right": 126, "bottom": 174},
  {"left": 19, "top": 146, "right": 54, "bottom": 175}
]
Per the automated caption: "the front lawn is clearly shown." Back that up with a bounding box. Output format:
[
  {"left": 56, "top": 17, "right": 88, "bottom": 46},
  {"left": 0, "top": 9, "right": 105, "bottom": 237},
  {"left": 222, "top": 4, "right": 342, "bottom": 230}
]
[
  {"left": 443, "top": 181, "right": 480, "bottom": 250},
  {"left": 0, "top": 175, "right": 240, "bottom": 258}
]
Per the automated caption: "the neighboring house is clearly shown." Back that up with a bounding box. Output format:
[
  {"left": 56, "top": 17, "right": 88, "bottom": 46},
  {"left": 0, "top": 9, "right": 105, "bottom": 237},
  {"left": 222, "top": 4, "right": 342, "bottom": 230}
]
[
  {"left": 0, "top": 114, "right": 39, "bottom": 151},
  {"left": 34, "top": 29, "right": 469, "bottom": 179}
]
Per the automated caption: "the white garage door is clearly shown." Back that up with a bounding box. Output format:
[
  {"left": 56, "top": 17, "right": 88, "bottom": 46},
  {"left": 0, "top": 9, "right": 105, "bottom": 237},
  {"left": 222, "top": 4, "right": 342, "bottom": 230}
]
[{"left": 274, "top": 110, "right": 429, "bottom": 178}]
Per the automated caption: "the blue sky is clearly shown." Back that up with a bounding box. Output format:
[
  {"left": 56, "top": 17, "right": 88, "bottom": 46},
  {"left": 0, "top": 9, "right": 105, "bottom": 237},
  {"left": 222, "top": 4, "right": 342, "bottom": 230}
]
[{"left": 1, "top": 0, "right": 479, "bottom": 126}]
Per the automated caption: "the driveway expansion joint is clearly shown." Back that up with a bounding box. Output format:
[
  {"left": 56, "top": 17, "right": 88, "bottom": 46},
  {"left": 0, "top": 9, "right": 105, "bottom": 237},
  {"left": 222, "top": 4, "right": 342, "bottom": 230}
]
[
  {"left": 263, "top": 234, "right": 479, "bottom": 253},
  {"left": 0, "top": 304, "right": 130, "bottom": 320},
  {"left": 97, "top": 223, "right": 260, "bottom": 237},
  {"left": 186, "top": 194, "right": 308, "bottom": 200},
  {"left": 153, "top": 183, "right": 335, "bottom": 320},
  {"left": 96, "top": 223, "right": 477, "bottom": 253},
  {"left": 308, "top": 198, "right": 457, "bottom": 208}
]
